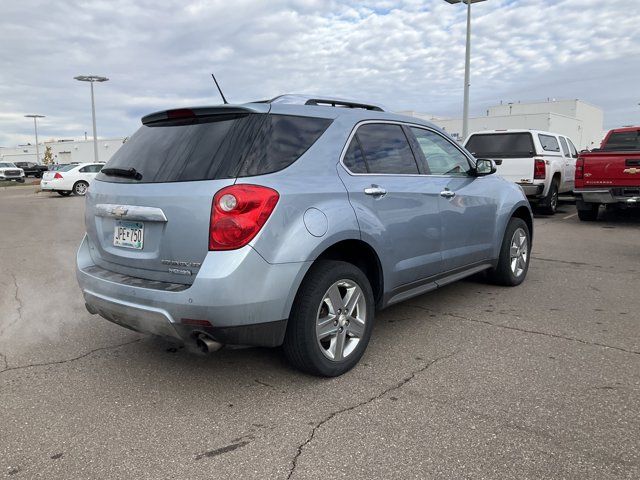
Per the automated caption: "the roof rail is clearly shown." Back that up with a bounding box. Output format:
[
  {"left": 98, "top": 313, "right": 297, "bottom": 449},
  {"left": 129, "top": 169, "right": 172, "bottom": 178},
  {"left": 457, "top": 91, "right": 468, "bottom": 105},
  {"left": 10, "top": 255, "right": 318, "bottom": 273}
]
[{"left": 268, "top": 94, "right": 385, "bottom": 112}]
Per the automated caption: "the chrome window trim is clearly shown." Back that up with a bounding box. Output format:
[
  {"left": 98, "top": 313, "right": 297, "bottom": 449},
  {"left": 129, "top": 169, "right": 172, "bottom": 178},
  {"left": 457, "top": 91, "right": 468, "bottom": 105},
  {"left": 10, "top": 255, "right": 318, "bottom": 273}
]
[{"left": 338, "top": 119, "right": 477, "bottom": 177}]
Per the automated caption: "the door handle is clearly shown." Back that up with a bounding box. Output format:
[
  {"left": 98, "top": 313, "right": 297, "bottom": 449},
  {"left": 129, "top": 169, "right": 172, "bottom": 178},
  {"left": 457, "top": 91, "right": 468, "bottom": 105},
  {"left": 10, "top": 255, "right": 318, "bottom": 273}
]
[
  {"left": 364, "top": 186, "right": 386, "bottom": 196},
  {"left": 440, "top": 190, "right": 456, "bottom": 199}
]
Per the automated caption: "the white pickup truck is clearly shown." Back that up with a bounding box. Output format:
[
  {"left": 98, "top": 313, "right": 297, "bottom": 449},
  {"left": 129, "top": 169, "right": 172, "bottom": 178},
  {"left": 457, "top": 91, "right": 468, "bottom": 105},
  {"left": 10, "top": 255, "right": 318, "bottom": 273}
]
[{"left": 464, "top": 129, "right": 578, "bottom": 214}]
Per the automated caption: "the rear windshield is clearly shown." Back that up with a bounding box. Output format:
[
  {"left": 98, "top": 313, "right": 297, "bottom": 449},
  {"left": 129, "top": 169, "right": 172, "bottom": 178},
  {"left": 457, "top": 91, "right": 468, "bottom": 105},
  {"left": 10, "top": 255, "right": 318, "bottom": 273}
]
[
  {"left": 57, "top": 164, "right": 76, "bottom": 172},
  {"left": 465, "top": 133, "right": 535, "bottom": 158},
  {"left": 602, "top": 130, "right": 640, "bottom": 151},
  {"left": 97, "top": 113, "right": 332, "bottom": 183}
]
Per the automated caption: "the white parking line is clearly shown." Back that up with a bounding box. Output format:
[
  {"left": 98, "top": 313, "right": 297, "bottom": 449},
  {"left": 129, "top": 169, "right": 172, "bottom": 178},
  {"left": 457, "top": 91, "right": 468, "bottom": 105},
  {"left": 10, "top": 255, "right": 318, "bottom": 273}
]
[{"left": 563, "top": 213, "right": 578, "bottom": 220}]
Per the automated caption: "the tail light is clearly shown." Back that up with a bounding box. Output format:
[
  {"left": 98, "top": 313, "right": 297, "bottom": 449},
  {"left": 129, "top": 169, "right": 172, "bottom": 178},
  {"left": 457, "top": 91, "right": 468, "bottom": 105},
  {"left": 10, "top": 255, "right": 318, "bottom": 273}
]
[
  {"left": 209, "top": 185, "right": 279, "bottom": 251},
  {"left": 575, "top": 157, "right": 584, "bottom": 179},
  {"left": 53, "top": 172, "right": 63, "bottom": 179},
  {"left": 534, "top": 158, "right": 546, "bottom": 179}
]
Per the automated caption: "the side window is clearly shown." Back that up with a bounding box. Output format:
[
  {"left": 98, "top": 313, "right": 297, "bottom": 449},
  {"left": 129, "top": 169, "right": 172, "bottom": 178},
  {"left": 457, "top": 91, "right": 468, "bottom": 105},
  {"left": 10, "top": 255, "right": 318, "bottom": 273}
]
[
  {"left": 558, "top": 137, "right": 570, "bottom": 157},
  {"left": 567, "top": 139, "right": 578, "bottom": 158},
  {"left": 539, "top": 134, "right": 560, "bottom": 152},
  {"left": 79, "top": 166, "right": 90, "bottom": 173},
  {"left": 410, "top": 127, "right": 471, "bottom": 176},
  {"left": 343, "top": 137, "right": 367, "bottom": 173},
  {"left": 356, "top": 124, "right": 419, "bottom": 174}
]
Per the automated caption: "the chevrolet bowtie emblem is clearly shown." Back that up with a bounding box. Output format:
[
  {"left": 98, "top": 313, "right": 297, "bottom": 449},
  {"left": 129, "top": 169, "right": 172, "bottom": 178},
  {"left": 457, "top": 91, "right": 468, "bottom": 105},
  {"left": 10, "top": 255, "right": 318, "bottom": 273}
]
[
  {"left": 623, "top": 168, "right": 640, "bottom": 174},
  {"left": 111, "top": 206, "right": 128, "bottom": 217}
]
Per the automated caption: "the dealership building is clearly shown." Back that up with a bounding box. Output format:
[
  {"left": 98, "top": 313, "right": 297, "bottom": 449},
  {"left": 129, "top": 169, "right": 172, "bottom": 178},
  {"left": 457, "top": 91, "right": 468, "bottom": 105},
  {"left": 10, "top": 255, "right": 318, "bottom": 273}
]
[
  {"left": 0, "top": 137, "right": 125, "bottom": 164},
  {"left": 403, "top": 99, "right": 606, "bottom": 150}
]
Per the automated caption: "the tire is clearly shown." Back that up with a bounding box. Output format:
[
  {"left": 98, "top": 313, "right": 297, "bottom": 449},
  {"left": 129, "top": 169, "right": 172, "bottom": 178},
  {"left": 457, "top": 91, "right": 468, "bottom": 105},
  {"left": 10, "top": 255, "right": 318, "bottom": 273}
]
[
  {"left": 283, "top": 260, "right": 375, "bottom": 377},
  {"left": 487, "top": 217, "right": 531, "bottom": 286},
  {"left": 539, "top": 179, "right": 559, "bottom": 215},
  {"left": 57, "top": 191, "right": 71, "bottom": 196},
  {"left": 73, "top": 181, "right": 89, "bottom": 196},
  {"left": 576, "top": 201, "right": 599, "bottom": 221}
]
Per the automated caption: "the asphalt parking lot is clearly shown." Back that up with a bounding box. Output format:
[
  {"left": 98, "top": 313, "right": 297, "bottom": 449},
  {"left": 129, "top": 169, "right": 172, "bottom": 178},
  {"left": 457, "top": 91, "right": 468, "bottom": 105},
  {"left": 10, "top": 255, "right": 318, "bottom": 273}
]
[{"left": 1, "top": 186, "right": 639, "bottom": 479}]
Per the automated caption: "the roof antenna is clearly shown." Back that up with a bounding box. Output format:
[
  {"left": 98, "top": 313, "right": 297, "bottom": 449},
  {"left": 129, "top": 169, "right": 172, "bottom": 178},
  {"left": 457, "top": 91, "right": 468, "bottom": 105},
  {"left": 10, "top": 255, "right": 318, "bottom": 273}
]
[{"left": 211, "top": 73, "right": 228, "bottom": 104}]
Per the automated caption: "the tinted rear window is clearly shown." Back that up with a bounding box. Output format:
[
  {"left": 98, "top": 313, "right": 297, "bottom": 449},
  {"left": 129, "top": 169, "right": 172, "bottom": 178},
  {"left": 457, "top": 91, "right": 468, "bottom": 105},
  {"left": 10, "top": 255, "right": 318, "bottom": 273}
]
[
  {"left": 603, "top": 131, "right": 640, "bottom": 151},
  {"left": 465, "top": 133, "right": 535, "bottom": 158},
  {"left": 97, "top": 113, "right": 331, "bottom": 183}
]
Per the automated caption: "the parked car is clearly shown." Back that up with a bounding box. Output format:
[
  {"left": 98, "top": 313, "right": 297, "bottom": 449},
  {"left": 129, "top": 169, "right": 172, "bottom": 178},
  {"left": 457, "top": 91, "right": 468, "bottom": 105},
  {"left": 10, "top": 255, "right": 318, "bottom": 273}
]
[
  {"left": 574, "top": 127, "right": 640, "bottom": 221},
  {"left": 464, "top": 130, "right": 578, "bottom": 214},
  {"left": 40, "top": 163, "right": 104, "bottom": 196},
  {"left": 0, "top": 162, "right": 25, "bottom": 183},
  {"left": 76, "top": 95, "right": 533, "bottom": 377},
  {"left": 13, "top": 161, "right": 48, "bottom": 178}
]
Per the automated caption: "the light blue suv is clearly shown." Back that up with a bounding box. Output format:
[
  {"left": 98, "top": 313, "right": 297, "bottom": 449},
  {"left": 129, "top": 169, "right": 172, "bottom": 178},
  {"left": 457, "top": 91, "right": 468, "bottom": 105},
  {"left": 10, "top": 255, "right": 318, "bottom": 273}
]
[{"left": 76, "top": 94, "right": 532, "bottom": 376}]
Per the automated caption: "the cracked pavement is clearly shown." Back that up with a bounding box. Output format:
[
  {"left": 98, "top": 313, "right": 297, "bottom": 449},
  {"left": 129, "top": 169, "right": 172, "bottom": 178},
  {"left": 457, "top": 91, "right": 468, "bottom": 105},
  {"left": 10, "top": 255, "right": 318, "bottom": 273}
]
[{"left": 1, "top": 188, "right": 639, "bottom": 479}]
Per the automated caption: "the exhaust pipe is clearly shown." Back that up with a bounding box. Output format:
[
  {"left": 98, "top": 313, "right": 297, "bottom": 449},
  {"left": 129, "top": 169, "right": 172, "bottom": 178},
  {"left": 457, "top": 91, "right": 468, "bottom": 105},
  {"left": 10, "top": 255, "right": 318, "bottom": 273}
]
[{"left": 195, "top": 333, "right": 223, "bottom": 354}]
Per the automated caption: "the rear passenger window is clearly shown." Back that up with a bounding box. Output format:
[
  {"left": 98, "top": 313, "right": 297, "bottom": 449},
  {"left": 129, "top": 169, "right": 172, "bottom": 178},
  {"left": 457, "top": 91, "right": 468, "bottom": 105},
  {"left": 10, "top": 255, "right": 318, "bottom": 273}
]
[
  {"left": 558, "top": 137, "right": 570, "bottom": 157},
  {"left": 539, "top": 134, "right": 560, "bottom": 152},
  {"left": 355, "top": 124, "right": 419, "bottom": 174},
  {"left": 410, "top": 127, "right": 471, "bottom": 176},
  {"left": 343, "top": 138, "right": 367, "bottom": 173},
  {"left": 567, "top": 139, "right": 578, "bottom": 158}
]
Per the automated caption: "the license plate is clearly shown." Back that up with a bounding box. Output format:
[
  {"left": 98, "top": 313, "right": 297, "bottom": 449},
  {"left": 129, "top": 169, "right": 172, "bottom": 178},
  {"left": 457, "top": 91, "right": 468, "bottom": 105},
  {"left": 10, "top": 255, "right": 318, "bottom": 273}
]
[{"left": 113, "top": 221, "right": 144, "bottom": 250}]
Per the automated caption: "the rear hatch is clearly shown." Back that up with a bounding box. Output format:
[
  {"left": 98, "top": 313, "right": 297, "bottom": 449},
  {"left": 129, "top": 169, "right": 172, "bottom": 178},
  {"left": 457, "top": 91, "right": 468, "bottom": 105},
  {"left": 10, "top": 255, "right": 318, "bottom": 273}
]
[
  {"left": 84, "top": 104, "right": 271, "bottom": 285},
  {"left": 465, "top": 132, "right": 537, "bottom": 183}
]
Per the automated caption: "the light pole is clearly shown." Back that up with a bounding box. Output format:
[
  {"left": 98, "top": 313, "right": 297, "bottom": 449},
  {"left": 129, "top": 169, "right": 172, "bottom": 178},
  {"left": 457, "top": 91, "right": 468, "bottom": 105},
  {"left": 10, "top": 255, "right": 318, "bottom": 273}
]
[
  {"left": 74, "top": 75, "right": 109, "bottom": 162},
  {"left": 444, "top": 0, "right": 486, "bottom": 140},
  {"left": 24, "top": 114, "right": 45, "bottom": 163}
]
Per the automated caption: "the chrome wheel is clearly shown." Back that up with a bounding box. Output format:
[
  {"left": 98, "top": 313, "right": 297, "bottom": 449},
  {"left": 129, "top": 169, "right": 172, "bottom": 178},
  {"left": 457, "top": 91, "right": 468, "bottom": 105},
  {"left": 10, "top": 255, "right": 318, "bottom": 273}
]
[
  {"left": 316, "top": 279, "right": 366, "bottom": 362},
  {"left": 74, "top": 182, "right": 88, "bottom": 195},
  {"left": 509, "top": 227, "right": 528, "bottom": 277}
]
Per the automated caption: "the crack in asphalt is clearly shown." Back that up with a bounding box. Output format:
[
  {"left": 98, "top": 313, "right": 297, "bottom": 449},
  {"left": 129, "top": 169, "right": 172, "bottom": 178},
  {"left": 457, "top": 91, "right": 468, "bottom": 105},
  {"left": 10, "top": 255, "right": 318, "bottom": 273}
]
[
  {"left": 406, "top": 304, "right": 640, "bottom": 357},
  {"left": 531, "top": 256, "right": 603, "bottom": 269},
  {"left": 0, "top": 351, "right": 7, "bottom": 370},
  {"left": 0, "top": 338, "right": 142, "bottom": 375},
  {"left": 0, "top": 273, "right": 23, "bottom": 338},
  {"left": 285, "top": 350, "right": 459, "bottom": 480}
]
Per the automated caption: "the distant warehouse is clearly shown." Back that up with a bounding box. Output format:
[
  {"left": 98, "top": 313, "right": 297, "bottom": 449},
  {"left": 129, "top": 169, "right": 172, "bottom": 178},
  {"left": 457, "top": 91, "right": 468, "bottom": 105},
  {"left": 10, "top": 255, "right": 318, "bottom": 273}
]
[
  {"left": 0, "top": 137, "right": 126, "bottom": 164},
  {"left": 402, "top": 99, "right": 606, "bottom": 150}
]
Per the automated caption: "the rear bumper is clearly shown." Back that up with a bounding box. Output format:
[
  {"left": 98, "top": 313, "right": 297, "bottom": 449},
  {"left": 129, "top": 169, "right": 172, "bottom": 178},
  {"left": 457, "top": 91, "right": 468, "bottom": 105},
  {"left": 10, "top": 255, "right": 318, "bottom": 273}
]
[
  {"left": 40, "top": 180, "right": 67, "bottom": 191},
  {"left": 574, "top": 189, "right": 640, "bottom": 205},
  {"left": 76, "top": 235, "right": 311, "bottom": 347},
  {"left": 517, "top": 183, "right": 544, "bottom": 198}
]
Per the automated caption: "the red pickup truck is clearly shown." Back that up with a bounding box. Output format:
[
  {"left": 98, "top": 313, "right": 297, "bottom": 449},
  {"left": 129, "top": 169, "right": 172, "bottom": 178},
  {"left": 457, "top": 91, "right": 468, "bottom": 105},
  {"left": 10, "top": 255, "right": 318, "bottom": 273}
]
[{"left": 574, "top": 127, "right": 640, "bottom": 221}]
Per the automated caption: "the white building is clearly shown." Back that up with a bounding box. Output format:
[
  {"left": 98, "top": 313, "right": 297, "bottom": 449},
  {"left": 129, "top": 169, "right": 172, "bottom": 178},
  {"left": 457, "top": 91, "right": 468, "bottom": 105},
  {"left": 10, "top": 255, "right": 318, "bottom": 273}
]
[
  {"left": 402, "top": 99, "right": 606, "bottom": 150},
  {"left": 0, "top": 138, "right": 126, "bottom": 164}
]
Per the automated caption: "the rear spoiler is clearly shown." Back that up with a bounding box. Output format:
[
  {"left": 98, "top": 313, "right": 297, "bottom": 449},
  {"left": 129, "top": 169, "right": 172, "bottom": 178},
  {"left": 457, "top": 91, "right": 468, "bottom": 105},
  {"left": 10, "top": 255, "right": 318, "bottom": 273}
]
[{"left": 141, "top": 104, "right": 269, "bottom": 126}]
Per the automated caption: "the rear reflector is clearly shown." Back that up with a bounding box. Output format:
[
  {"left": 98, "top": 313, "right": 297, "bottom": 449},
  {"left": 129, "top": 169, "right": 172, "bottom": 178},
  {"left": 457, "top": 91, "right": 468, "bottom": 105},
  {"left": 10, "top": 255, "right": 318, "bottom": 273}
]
[
  {"left": 534, "top": 158, "right": 546, "bottom": 179},
  {"left": 181, "top": 319, "right": 212, "bottom": 327}
]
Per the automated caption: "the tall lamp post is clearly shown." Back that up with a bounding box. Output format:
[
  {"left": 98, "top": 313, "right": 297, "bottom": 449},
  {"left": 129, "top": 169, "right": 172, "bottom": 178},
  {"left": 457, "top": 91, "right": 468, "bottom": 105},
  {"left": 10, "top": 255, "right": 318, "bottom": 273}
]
[
  {"left": 24, "top": 114, "right": 45, "bottom": 163},
  {"left": 444, "top": 0, "right": 486, "bottom": 141},
  {"left": 74, "top": 75, "right": 109, "bottom": 162}
]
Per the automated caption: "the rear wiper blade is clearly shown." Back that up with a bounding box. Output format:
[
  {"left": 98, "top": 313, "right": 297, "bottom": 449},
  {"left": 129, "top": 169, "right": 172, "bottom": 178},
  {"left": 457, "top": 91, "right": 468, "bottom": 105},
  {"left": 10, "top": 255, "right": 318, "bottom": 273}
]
[{"left": 101, "top": 167, "right": 142, "bottom": 180}]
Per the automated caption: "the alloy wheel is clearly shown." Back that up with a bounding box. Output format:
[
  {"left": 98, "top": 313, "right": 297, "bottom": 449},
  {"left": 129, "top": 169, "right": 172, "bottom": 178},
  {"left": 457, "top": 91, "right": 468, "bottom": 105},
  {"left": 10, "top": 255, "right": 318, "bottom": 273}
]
[
  {"left": 315, "top": 279, "right": 366, "bottom": 361},
  {"left": 509, "top": 227, "right": 528, "bottom": 277}
]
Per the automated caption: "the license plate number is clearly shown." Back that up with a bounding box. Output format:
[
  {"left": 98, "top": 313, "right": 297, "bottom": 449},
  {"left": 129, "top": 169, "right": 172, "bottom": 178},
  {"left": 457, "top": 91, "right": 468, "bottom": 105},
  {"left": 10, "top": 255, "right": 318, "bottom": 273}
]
[{"left": 113, "top": 221, "right": 144, "bottom": 250}]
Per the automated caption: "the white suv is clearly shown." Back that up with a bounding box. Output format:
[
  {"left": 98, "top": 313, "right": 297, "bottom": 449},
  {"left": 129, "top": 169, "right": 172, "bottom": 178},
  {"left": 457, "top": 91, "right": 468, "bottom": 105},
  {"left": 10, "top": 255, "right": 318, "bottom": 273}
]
[
  {"left": 0, "top": 162, "right": 26, "bottom": 183},
  {"left": 464, "top": 130, "right": 578, "bottom": 214}
]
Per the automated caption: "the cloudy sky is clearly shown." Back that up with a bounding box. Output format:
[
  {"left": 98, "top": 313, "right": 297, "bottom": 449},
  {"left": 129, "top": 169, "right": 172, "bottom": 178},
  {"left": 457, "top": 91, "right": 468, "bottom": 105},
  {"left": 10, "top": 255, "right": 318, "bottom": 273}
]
[{"left": 1, "top": 0, "right": 639, "bottom": 147}]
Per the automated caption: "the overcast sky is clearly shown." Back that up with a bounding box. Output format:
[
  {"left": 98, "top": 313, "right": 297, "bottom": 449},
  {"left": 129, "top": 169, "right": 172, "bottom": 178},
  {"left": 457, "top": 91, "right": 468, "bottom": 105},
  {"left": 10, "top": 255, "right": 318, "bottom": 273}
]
[{"left": 1, "top": 0, "right": 638, "bottom": 147}]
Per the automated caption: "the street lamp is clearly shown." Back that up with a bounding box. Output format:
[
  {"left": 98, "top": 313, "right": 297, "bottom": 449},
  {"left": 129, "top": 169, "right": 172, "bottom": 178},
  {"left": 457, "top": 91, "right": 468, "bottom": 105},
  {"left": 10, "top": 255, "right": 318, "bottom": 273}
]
[
  {"left": 74, "top": 75, "right": 109, "bottom": 162},
  {"left": 444, "top": 0, "right": 487, "bottom": 140},
  {"left": 24, "top": 114, "right": 45, "bottom": 163}
]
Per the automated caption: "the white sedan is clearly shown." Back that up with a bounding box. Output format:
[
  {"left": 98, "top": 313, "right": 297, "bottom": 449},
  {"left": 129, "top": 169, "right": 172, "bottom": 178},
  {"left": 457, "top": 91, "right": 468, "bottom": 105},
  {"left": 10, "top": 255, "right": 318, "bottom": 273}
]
[{"left": 40, "top": 163, "right": 104, "bottom": 196}]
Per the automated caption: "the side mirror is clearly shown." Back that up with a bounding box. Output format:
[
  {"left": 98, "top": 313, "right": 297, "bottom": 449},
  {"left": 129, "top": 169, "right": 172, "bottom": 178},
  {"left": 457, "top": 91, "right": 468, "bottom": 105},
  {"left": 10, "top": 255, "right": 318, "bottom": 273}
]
[{"left": 474, "top": 158, "right": 497, "bottom": 176}]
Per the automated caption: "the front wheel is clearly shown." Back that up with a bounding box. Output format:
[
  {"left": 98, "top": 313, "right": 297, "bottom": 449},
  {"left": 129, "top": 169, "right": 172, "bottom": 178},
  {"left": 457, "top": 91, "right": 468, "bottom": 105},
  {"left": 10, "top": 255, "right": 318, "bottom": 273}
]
[
  {"left": 73, "top": 181, "right": 89, "bottom": 196},
  {"left": 283, "top": 260, "right": 375, "bottom": 377},
  {"left": 487, "top": 218, "right": 531, "bottom": 286}
]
